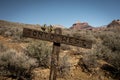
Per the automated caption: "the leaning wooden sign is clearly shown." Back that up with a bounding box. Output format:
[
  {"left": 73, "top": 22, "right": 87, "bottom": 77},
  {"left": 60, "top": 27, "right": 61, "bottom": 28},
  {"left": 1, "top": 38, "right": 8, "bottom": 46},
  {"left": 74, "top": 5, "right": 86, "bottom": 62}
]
[
  {"left": 23, "top": 28, "right": 92, "bottom": 80},
  {"left": 23, "top": 28, "right": 92, "bottom": 48}
]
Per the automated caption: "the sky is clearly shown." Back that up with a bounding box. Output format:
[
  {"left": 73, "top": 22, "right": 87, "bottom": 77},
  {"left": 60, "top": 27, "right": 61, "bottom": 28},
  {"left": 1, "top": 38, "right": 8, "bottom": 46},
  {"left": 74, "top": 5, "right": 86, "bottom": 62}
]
[{"left": 0, "top": 0, "right": 120, "bottom": 28}]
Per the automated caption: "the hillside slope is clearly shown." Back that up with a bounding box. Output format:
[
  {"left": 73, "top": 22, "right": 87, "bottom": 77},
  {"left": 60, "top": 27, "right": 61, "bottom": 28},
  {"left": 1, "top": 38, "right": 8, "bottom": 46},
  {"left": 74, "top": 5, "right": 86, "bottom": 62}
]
[{"left": 0, "top": 20, "right": 120, "bottom": 80}]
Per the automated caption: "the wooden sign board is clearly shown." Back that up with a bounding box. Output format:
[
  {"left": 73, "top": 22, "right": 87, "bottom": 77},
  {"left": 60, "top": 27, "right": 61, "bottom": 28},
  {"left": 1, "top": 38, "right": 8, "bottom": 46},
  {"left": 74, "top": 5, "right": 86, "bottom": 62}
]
[
  {"left": 23, "top": 28, "right": 92, "bottom": 49},
  {"left": 23, "top": 28, "right": 92, "bottom": 80}
]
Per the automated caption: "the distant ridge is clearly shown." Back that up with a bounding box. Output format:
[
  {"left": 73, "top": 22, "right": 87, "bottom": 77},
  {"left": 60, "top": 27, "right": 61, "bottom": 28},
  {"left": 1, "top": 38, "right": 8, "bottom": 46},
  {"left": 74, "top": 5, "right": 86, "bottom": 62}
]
[
  {"left": 0, "top": 20, "right": 65, "bottom": 29},
  {"left": 107, "top": 19, "right": 120, "bottom": 28},
  {"left": 70, "top": 21, "right": 93, "bottom": 30}
]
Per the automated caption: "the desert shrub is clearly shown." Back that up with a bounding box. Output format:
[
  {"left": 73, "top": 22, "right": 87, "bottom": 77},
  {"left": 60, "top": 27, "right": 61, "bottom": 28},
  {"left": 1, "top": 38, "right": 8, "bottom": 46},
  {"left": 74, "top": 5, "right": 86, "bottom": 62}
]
[
  {"left": 63, "top": 29, "right": 96, "bottom": 42},
  {"left": 103, "top": 34, "right": 120, "bottom": 52},
  {"left": 62, "top": 29, "right": 72, "bottom": 36},
  {"left": 0, "top": 27, "right": 13, "bottom": 37},
  {"left": 12, "top": 31, "right": 22, "bottom": 41},
  {"left": 26, "top": 41, "right": 52, "bottom": 68},
  {"left": 107, "top": 52, "right": 120, "bottom": 79},
  {"left": 96, "top": 31, "right": 120, "bottom": 52},
  {"left": 77, "top": 40, "right": 111, "bottom": 75},
  {"left": 0, "top": 27, "right": 7, "bottom": 35},
  {"left": 11, "top": 28, "right": 23, "bottom": 42},
  {"left": 72, "top": 30, "right": 96, "bottom": 44},
  {"left": 78, "top": 52, "right": 99, "bottom": 74},
  {"left": 4, "top": 30, "right": 13, "bottom": 37},
  {"left": 97, "top": 31, "right": 120, "bottom": 68},
  {"left": 84, "top": 53, "right": 98, "bottom": 68},
  {"left": 107, "top": 52, "right": 120, "bottom": 70},
  {"left": 0, "top": 42, "right": 7, "bottom": 52},
  {"left": 61, "top": 44, "right": 71, "bottom": 50},
  {"left": 0, "top": 49, "right": 38, "bottom": 79},
  {"left": 100, "top": 51, "right": 120, "bottom": 79},
  {"left": 92, "top": 41, "right": 112, "bottom": 60},
  {"left": 0, "top": 27, "right": 23, "bottom": 42},
  {"left": 94, "top": 30, "right": 120, "bottom": 79},
  {"left": 58, "top": 54, "right": 71, "bottom": 78}
]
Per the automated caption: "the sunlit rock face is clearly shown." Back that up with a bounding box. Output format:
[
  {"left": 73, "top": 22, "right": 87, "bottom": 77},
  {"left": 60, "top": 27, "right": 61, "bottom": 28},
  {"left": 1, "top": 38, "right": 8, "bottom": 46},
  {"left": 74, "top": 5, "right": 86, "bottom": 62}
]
[
  {"left": 107, "top": 19, "right": 120, "bottom": 28},
  {"left": 70, "top": 21, "right": 93, "bottom": 30}
]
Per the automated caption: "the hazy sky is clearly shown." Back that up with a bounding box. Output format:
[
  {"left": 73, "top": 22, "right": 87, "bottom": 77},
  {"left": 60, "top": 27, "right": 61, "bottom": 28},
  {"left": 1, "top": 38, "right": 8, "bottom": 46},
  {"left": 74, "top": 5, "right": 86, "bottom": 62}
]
[{"left": 0, "top": 0, "right": 120, "bottom": 27}]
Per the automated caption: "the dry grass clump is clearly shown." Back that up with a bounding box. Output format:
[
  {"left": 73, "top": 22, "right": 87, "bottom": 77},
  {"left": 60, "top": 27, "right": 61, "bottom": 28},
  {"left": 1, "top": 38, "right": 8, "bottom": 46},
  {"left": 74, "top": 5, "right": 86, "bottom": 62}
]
[
  {"left": 0, "top": 49, "right": 38, "bottom": 79},
  {"left": 61, "top": 44, "right": 71, "bottom": 50},
  {"left": 58, "top": 54, "right": 71, "bottom": 78},
  {"left": 63, "top": 29, "right": 96, "bottom": 43},
  {"left": 0, "top": 42, "right": 7, "bottom": 52},
  {"left": 26, "top": 41, "right": 52, "bottom": 68},
  {"left": 91, "top": 28, "right": 120, "bottom": 79}
]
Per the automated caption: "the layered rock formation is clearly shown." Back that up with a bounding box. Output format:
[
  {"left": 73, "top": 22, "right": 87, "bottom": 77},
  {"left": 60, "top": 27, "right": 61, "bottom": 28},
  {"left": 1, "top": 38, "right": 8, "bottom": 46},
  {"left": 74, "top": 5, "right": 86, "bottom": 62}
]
[
  {"left": 70, "top": 21, "right": 93, "bottom": 30},
  {"left": 107, "top": 19, "right": 120, "bottom": 28}
]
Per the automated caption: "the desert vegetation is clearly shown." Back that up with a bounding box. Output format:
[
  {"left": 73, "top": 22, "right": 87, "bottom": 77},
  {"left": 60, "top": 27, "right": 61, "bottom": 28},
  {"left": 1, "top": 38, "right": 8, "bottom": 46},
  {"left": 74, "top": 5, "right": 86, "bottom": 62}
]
[
  {"left": 0, "top": 20, "right": 120, "bottom": 80},
  {"left": 26, "top": 41, "right": 52, "bottom": 68}
]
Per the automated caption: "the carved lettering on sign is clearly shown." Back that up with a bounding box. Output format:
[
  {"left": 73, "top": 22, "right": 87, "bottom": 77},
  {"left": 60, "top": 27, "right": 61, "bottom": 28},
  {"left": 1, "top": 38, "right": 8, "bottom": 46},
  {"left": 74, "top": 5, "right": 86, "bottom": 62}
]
[
  {"left": 33, "top": 31, "right": 37, "bottom": 37},
  {"left": 61, "top": 36, "right": 68, "bottom": 43},
  {"left": 23, "top": 28, "right": 92, "bottom": 48},
  {"left": 38, "top": 31, "right": 43, "bottom": 38}
]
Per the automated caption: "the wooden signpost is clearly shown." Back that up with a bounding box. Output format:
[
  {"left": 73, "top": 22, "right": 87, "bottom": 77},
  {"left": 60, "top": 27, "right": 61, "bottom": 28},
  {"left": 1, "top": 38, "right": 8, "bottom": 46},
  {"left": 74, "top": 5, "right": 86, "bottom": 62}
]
[{"left": 23, "top": 28, "right": 92, "bottom": 80}]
